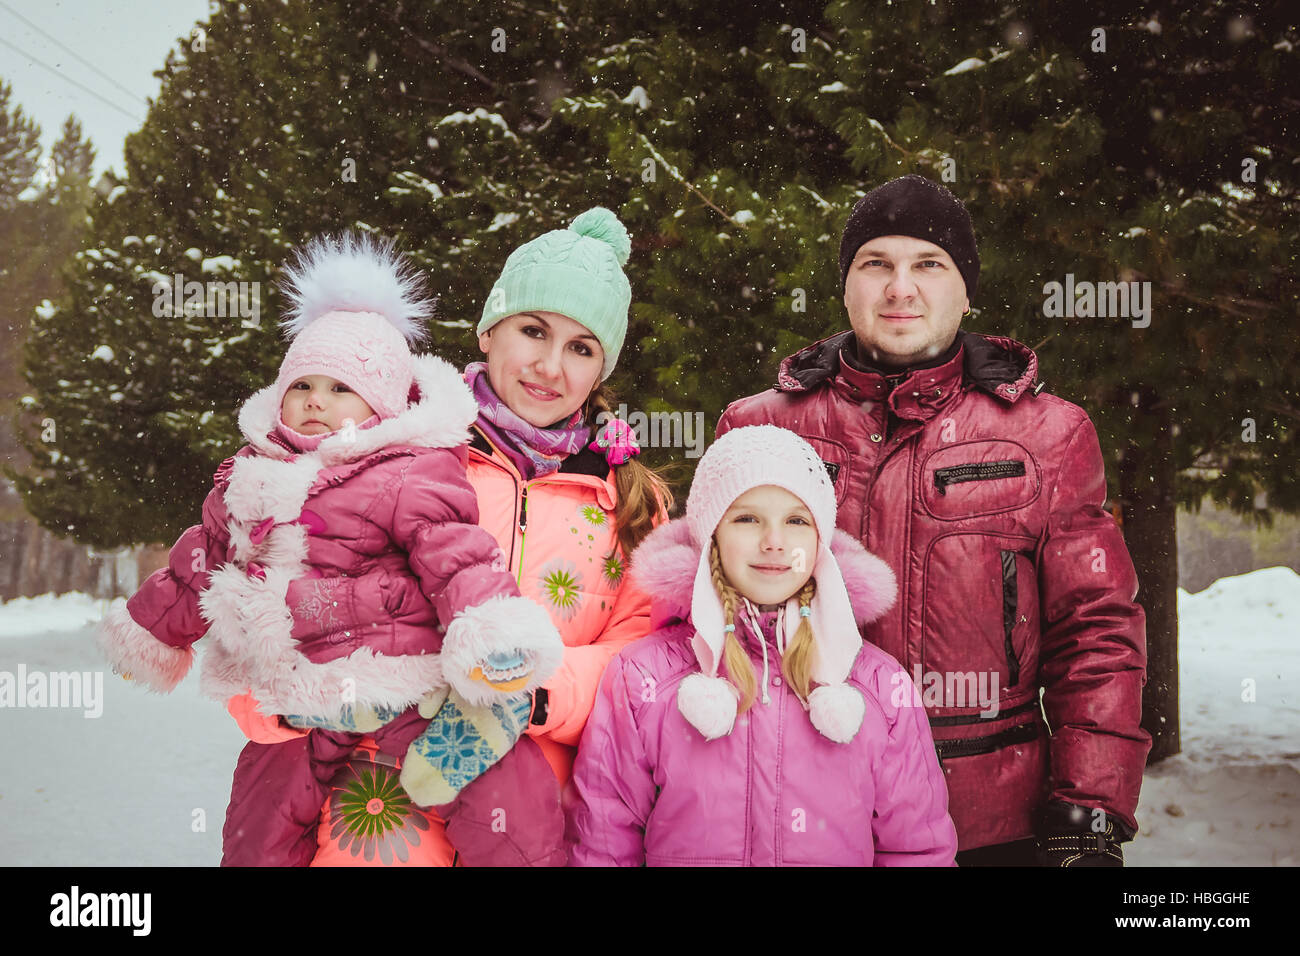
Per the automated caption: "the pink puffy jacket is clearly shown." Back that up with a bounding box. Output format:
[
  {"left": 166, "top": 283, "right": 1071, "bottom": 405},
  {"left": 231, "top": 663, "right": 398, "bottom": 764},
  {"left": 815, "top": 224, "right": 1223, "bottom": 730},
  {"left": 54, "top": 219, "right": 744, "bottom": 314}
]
[
  {"left": 566, "top": 518, "right": 958, "bottom": 866},
  {"left": 97, "top": 353, "right": 553, "bottom": 721}
]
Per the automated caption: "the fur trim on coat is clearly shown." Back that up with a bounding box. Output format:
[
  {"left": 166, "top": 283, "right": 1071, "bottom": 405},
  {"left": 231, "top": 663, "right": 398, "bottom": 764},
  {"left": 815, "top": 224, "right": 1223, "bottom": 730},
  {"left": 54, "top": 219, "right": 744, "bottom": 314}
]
[{"left": 96, "top": 599, "right": 195, "bottom": 693}]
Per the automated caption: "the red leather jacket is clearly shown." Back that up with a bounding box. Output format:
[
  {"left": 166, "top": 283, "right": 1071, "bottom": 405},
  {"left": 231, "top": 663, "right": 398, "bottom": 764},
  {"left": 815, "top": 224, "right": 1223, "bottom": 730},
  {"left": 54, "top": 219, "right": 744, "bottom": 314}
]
[{"left": 717, "top": 329, "right": 1150, "bottom": 851}]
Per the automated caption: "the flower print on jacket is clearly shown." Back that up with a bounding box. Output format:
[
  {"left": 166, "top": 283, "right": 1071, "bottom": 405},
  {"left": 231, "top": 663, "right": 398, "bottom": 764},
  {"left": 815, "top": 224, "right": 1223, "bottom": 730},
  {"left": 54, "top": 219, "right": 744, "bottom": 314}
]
[
  {"left": 579, "top": 504, "right": 607, "bottom": 527},
  {"left": 601, "top": 552, "right": 623, "bottom": 587},
  {"left": 537, "top": 559, "right": 583, "bottom": 622},
  {"left": 327, "top": 752, "right": 430, "bottom": 865}
]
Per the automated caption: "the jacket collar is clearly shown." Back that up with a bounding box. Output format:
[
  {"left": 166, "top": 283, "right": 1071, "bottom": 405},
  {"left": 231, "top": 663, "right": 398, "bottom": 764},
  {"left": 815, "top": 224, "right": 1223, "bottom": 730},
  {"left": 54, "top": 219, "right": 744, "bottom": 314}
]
[
  {"left": 237, "top": 353, "right": 479, "bottom": 467},
  {"left": 775, "top": 328, "right": 1040, "bottom": 405},
  {"left": 468, "top": 427, "right": 618, "bottom": 511}
]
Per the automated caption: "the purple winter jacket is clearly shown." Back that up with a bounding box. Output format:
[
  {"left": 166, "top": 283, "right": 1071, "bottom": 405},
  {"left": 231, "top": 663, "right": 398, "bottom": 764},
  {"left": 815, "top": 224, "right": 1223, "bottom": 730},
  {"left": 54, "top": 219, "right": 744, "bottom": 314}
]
[{"left": 565, "top": 518, "right": 958, "bottom": 866}]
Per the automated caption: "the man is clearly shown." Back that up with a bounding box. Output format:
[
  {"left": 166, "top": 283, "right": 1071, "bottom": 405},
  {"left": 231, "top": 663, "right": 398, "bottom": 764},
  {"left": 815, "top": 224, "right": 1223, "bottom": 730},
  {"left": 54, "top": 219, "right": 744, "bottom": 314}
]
[{"left": 716, "top": 175, "right": 1150, "bottom": 865}]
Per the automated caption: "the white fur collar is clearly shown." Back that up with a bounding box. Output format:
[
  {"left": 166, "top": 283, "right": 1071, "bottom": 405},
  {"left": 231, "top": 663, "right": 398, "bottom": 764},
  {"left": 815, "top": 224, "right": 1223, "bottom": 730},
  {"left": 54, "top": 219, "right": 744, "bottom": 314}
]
[{"left": 238, "top": 353, "right": 477, "bottom": 466}]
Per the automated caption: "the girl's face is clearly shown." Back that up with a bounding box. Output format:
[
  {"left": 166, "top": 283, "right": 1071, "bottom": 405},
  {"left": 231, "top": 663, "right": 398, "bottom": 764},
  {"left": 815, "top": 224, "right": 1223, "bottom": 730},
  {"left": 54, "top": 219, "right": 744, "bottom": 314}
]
[
  {"left": 714, "top": 485, "right": 818, "bottom": 608},
  {"left": 477, "top": 311, "right": 604, "bottom": 427},
  {"left": 280, "top": 375, "right": 375, "bottom": 435}
]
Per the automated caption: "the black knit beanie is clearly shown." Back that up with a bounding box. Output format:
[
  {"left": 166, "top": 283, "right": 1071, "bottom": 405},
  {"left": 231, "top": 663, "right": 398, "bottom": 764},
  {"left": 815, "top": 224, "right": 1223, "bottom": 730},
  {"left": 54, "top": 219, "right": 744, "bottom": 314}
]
[{"left": 838, "top": 175, "right": 979, "bottom": 300}]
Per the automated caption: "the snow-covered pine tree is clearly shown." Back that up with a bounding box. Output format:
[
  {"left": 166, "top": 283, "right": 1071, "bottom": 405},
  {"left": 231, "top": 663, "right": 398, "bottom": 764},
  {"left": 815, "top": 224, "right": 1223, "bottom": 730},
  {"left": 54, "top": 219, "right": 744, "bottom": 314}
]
[
  {"left": 11, "top": 0, "right": 621, "bottom": 547},
  {"left": 558, "top": 0, "right": 1298, "bottom": 761}
]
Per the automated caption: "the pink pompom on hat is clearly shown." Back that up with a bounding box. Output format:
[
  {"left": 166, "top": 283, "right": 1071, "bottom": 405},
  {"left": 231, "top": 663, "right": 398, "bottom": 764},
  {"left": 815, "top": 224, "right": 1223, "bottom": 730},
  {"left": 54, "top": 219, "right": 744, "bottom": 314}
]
[
  {"left": 679, "top": 424, "right": 877, "bottom": 743},
  {"left": 275, "top": 232, "right": 432, "bottom": 423}
]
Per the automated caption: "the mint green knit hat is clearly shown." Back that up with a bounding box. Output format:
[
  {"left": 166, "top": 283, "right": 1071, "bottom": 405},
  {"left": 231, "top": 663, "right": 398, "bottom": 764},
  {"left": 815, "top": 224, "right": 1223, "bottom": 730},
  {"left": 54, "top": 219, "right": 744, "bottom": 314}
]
[{"left": 477, "top": 207, "right": 632, "bottom": 381}]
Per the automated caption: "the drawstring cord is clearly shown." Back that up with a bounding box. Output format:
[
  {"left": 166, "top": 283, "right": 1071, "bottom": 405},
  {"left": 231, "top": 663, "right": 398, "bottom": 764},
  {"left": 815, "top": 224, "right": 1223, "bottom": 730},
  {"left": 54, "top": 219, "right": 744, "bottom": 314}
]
[{"left": 740, "top": 597, "right": 786, "bottom": 706}]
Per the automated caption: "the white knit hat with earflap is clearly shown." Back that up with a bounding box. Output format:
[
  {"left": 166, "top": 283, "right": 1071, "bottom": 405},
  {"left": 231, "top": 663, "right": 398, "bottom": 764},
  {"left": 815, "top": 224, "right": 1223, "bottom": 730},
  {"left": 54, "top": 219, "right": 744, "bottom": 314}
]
[{"left": 679, "top": 425, "right": 868, "bottom": 743}]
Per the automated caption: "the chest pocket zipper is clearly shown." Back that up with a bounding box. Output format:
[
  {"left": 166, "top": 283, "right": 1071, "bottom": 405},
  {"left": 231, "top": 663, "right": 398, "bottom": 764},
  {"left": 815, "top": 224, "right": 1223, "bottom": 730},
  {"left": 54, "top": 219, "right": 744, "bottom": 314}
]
[
  {"left": 1000, "top": 549, "right": 1021, "bottom": 687},
  {"left": 933, "top": 460, "right": 1026, "bottom": 495}
]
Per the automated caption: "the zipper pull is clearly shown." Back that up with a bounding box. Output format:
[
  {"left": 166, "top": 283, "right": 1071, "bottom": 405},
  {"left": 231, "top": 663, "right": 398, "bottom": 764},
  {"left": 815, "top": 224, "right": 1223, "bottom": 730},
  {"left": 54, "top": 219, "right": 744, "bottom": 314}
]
[{"left": 519, "top": 485, "right": 529, "bottom": 533}]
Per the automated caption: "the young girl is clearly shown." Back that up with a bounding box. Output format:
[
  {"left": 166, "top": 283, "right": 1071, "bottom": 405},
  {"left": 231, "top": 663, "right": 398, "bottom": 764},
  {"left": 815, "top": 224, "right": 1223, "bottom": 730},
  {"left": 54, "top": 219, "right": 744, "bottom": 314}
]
[
  {"left": 96, "top": 233, "right": 567, "bottom": 866},
  {"left": 566, "top": 424, "right": 958, "bottom": 865}
]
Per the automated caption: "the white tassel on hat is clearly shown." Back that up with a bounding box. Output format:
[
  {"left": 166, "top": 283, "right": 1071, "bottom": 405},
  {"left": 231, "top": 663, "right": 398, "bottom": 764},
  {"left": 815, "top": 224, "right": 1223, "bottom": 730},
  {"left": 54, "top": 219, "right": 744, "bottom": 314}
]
[
  {"left": 808, "top": 683, "right": 867, "bottom": 744},
  {"left": 676, "top": 672, "right": 739, "bottom": 741}
]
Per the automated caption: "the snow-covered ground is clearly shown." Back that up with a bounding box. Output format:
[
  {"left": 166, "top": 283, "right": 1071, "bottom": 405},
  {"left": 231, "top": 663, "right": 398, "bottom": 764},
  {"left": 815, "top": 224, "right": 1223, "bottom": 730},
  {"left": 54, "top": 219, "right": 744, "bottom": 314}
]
[{"left": 0, "top": 569, "right": 1295, "bottom": 866}]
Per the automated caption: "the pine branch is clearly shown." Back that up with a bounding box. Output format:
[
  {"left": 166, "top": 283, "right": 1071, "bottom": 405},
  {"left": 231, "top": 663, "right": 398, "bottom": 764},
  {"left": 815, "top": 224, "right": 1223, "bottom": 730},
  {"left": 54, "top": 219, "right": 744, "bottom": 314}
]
[{"left": 637, "top": 134, "right": 741, "bottom": 227}]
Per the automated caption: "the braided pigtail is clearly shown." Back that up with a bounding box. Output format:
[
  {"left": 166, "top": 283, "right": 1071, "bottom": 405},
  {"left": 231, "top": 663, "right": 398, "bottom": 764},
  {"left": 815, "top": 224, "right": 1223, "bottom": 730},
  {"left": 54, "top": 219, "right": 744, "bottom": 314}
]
[
  {"left": 710, "top": 538, "right": 757, "bottom": 714},
  {"left": 782, "top": 578, "right": 818, "bottom": 704}
]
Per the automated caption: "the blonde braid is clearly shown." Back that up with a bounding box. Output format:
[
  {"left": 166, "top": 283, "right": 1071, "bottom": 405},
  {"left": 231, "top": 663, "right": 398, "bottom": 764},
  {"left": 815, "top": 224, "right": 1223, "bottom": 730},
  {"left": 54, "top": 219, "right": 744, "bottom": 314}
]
[
  {"left": 782, "top": 577, "right": 818, "bottom": 703},
  {"left": 709, "top": 539, "right": 756, "bottom": 714}
]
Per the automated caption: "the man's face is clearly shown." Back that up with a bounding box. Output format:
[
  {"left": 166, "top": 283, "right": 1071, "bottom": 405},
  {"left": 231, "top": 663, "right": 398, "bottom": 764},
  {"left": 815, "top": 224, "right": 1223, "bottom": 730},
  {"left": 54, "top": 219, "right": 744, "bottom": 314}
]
[{"left": 843, "top": 235, "right": 970, "bottom": 366}]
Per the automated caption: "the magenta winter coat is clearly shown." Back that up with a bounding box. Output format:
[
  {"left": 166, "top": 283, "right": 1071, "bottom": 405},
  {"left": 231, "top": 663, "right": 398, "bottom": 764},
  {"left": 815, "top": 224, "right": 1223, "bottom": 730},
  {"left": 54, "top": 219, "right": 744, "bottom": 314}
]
[
  {"left": 716, "top": 330, "right": 1151, "bottom": 851},
  {"left": 566, "top": 519, "right": 958, "bottom": 866},
  {"left": 97, "top": 352, "right": 555, "bottom": 720}
]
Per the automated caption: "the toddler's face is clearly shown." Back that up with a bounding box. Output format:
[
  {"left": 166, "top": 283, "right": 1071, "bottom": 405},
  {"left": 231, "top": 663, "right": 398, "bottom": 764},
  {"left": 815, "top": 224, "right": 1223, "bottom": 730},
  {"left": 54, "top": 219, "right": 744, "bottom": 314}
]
[
  {"left": 281, "top": 375, "right": 375, "bottom": 435},
  {"left": 714, "top": 485, "right": 818, "bottom": 608}
]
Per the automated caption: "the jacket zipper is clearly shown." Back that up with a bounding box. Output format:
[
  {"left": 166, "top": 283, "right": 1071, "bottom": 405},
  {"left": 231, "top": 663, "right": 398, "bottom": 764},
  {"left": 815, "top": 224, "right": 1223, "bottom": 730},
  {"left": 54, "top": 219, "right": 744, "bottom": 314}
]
[
  {"left": 933, "top": 459, "right": 1026, "bottom": 495},
  {"left": 516, "top": 485, "right": 529, "bottom": 584},
  {"left": 468, "top": 428, "right": 611, "bottom": 584},
  {"left": 1000, "top": 550, "right": 1021, "bottom": 686},
  {"left": 933, "top": 720, "right": 1040, "bottom": 763}
]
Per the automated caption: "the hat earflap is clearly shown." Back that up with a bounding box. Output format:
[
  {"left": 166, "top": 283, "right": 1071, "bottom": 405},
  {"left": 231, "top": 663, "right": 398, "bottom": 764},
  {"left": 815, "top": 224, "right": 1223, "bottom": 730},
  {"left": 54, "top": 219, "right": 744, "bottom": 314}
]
[
  {"left": 807, "top": 682, "right": 866, "bottom": 743},
  {"left": 676, "top": 669, "right": 739, "bottom": 741}
]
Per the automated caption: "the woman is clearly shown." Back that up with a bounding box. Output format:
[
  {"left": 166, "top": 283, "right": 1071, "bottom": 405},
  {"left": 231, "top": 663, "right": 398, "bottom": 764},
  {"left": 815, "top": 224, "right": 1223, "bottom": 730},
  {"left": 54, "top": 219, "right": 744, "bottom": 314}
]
[{"left": 226, "top": 207, "right": 672, "bottom": 866}]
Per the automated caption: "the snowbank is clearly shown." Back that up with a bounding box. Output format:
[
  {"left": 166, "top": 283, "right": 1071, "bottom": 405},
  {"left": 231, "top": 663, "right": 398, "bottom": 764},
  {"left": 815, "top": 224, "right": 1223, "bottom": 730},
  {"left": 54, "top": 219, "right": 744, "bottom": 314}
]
[{"left": 0, "top": 568, "right": 1295, "bottom": 865}]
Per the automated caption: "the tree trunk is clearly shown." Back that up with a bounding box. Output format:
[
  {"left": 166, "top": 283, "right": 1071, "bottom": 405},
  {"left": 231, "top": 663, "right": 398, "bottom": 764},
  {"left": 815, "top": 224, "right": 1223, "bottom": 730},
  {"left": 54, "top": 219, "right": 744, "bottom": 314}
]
[{"left": 1117, "top": 393, "right": 1180, "bottom": 763}]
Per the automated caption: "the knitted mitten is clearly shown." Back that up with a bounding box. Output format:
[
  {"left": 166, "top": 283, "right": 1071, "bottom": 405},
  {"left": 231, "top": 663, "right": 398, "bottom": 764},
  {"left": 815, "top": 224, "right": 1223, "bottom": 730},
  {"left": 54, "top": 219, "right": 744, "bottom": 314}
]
[
  {"left": 283, "top": 702, "right": 397, "bottom": 734},
  {"left": 399, "top": 686, "right": 534, "bottom": 808}
]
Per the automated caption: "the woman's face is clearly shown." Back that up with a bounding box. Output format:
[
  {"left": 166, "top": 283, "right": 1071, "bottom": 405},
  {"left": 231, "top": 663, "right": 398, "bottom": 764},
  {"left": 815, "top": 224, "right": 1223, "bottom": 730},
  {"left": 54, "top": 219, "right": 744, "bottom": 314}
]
[
  {"left": 280, "top": 375, "right": 374, "bottom": 435},
  {"left": 477, "top": 311, "right": 605, "bottom": 427},
  {"left": 713, "top": 485, "right": 818, "bottom": 608}
]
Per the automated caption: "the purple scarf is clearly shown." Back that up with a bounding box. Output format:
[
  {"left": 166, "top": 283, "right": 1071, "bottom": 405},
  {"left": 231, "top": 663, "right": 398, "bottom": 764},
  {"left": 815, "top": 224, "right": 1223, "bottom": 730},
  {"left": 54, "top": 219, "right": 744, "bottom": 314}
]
[{"left": 463, "top": 363, "right": 591, "bottom": 480}]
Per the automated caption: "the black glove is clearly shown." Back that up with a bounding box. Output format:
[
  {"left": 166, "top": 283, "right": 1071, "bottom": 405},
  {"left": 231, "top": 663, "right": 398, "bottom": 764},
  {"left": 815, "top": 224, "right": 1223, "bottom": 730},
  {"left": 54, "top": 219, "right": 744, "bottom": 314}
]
[{"left": 1034, "top": 801, "right": 1133, "bottom": 867}]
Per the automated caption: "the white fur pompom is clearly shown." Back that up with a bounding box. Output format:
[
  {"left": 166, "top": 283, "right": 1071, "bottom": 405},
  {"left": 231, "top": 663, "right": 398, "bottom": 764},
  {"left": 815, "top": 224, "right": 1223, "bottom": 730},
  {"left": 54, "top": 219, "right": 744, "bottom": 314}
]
[
  {"left": 279, "top": 232, "right": 432, "bottom": 344},
  {"left": 677, "top": 673, "right": 739, "bottom": 740},
  {"left": 808, "top": 683, "right": 866, "bottom": 743}
]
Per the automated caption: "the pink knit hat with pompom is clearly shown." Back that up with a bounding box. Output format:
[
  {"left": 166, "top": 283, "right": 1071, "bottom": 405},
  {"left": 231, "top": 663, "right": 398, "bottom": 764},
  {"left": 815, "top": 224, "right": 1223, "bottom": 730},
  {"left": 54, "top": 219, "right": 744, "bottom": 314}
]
[{"left": 275, "top": 233, "right": 431, "bottom": 421}]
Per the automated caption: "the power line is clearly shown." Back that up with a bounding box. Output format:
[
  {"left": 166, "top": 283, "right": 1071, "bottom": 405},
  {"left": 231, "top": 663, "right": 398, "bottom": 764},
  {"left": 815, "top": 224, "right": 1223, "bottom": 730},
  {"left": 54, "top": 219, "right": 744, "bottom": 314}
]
[
  {"left": 0, "top": 34, "right": 144, "bottom": 124},
  {"left": 0, "top": 0, "right": 144, "bottom": 107}
]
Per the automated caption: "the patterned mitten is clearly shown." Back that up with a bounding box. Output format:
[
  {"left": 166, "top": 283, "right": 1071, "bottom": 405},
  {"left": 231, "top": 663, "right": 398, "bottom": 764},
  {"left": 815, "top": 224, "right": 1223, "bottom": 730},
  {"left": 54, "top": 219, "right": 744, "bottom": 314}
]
[
  {"left": 283, "top": 702, "right": 397, "bottom": 734},
  {"left": 399, "top": 686, "right": 534, "bottom": 808}
]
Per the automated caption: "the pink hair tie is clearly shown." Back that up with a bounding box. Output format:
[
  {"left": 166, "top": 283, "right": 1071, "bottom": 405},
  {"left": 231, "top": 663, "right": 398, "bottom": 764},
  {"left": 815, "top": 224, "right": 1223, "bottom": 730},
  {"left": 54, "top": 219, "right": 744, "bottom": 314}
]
[{"left": 589, "top": 417, "right": 641, "bottom": 466}]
